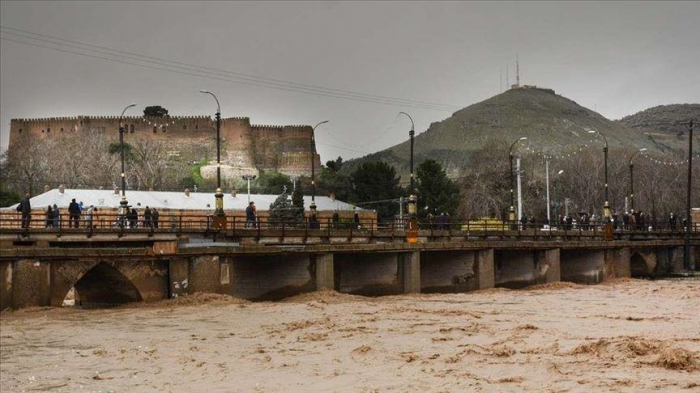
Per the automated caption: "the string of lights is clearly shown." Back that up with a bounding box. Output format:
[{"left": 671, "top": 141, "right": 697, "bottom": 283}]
[{"left": 140, "top": 116, "right": 178, "bottom": 128}]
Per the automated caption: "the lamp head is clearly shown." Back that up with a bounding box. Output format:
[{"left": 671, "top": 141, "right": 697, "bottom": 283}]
[
  {"left": 127, "top": 103, "right": 137, "bottom": 109},
  {"left": 557, "top": 170, "right": 564, "bottom": 175},
  {"left": 519, "top": 137, "right": 528, "bottom": 141},
  {"left": 199, "top": 90, "right": 210, "bottom": 94},
  {"left": 588, "top": 130, "right": 597, "bottom": 134},
  {"left": 639, "top": 148, "right": 648, "bottom": 152}
]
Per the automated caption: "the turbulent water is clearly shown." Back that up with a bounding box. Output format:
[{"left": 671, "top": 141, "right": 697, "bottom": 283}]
[{"left": 1, "top": 280, "right": 699, "bottom": 392}]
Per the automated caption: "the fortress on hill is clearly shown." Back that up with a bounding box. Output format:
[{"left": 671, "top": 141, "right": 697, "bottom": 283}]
[{"left": 9, "top": 115, "right": 321, "bottom": 179}]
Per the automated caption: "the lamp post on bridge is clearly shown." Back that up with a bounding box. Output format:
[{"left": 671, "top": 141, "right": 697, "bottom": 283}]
[
  {"left": 552, "top": 171, "right": 564, "bottom": 225},
  {"left": 588, "top": 130, "right": 611, "bottom": 219},
  {"left": 242, "top": 175, "right": 257, "bottom": 204},
  {"left": 546, "top": 166, "right": 564, "bottom": 226},
  {"left": 684, "top": 120, "right": 694, "bottom": 270},
  {"left": 118, "top": 103, "right": 137, "bottom": 225},
  {"left": 628, "top": 148, "right": 647, "bottom": 212},
  {"left": 199, "top": 90, "right": 226, "bottom": 229},
  {"left": 310, "top": 120, "right": 329, "bottom": 215},
  {"left": 399, "top": 112, "right": 418, "bottom": 243},
  {"left": 508, "top": 137, "right": 527, "bottom": 225}
]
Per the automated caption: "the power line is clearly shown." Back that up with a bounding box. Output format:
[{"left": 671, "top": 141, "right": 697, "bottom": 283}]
[{"left": 0, "top": 26, "right": 461, "bottom": 112}]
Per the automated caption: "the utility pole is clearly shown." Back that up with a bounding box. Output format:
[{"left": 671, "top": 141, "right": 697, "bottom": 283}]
[
  {"left": 685, "top": 120, "right": 694, "bottom": 270},
  {"left": 517, "top": 157, "right": 523, "bottom": 221}
]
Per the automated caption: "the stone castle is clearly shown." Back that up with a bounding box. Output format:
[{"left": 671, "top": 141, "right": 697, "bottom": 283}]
[{"left": 9, "top": 115, "right": 321, "bottom": 179}]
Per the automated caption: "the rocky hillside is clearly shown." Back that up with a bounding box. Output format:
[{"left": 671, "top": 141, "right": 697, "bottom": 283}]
[
  {"left": 617, "top": 103, "right": 700, "bottom": 137},
  {"left": 343, "top": 87, "right": 687, "bottom": 178}
]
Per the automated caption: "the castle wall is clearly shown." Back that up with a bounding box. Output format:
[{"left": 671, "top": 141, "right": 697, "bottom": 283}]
[{"left": 9, "top": 115, "right": 318, "bottom": 178}]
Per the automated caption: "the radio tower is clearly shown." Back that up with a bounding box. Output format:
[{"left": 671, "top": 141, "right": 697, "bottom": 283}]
[{"left": 515, "top": 53, "right": 520, "bottom": 88}]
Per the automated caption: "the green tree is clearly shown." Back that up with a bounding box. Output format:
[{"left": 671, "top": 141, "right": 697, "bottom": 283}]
[
  {"left": 317, "top": 164, "right": 351, "bottom": 202},
  {"left": 325, "top": 156, "right": 344, "bottom": 172},
  {"left": 108, "top": 142, "right": 134, "bottom": 160},
  {"left": 291, "top": 188, "right": 305, "bottom": 222},
  {"left": 416, "top": 159, "right": 460, "bottom": 220},
  {"left": 143, "top": 106, "right": 169, "bottom": 117},
  {"left": 252, "top": 171, "right": 292, "bottom": 194},
  {"left": 349, "top": 161, "right": 403, "bottom": 223}
]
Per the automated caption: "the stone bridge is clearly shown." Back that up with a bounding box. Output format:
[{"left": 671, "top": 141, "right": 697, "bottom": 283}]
[{"left": 1, "top": 228, "right": 697, "bottom": 310}]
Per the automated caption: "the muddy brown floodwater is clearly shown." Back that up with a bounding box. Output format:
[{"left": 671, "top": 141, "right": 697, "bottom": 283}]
[{"left": 1, "top": 279, "right": 699, "bottom": 392}]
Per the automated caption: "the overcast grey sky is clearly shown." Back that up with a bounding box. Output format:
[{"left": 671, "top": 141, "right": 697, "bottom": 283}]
[{"left": 1, "top": 1, "right": 698, "bottom": 162}]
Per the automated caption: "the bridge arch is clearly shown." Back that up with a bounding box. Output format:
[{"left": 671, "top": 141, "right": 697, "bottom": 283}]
[
  {"left": 630, "top": 251, "right": 654, "bottom": 277},
  {"left": 72, "top": 262, "right": 143, "bottom": 307}
]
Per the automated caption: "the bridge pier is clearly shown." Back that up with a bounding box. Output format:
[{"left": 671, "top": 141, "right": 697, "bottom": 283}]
[
  {"left": 544, "top": 248, "right": 561, "bottom": 283},
  {"left": 0, "top": 261, "right": 13, "bottom": 310},
  {"left": 400, "top": 251, "right": 420, "bottom": 293},
  {"left": 314, "top": 253, "right": 334, "bottom": 290},
  {"left": 169, "top": 258, "right": 190, "bottom": 298},
  {"left": 475, "top": 249, "right": 495, "bottom": 289},
  {"left": 11, "top": 259, "right": 51, "bottom": 308},
  {"left": 603, "top": 247, "right": 631, "bottom": 279}
]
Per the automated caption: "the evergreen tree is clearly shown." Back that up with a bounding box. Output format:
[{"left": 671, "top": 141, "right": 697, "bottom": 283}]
[
  {"left": 292, "top": 188, "right": 305, "bottom": 223},
  {"left": 143, "top": 106, "right": 169, "bottom": 117},
  {"left": 416, "top": 159, "right": 460, "bottom": 220},
  {"left": 349, "top": 161, "right": 403, "bottom": 223}
]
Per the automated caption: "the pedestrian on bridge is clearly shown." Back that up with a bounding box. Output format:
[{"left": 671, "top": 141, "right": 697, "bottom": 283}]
[
  {"left": 332, "top": 211, "right": 339, "bottom": 228},
  {"left": 129, "top": 208, "right": 138, "bottom": 228},
  {"left": 144, "top": 206, "right": 152, "bottom": 228},
  {"left": 152, "top": 208, "right": 159, "bottom": 229},
  {"left": 86, "top": 205, "right": 94, "bottom": 229},
  {"left": 68, "top": 198, "right": 80, "bottom": 228},
  {"left": 45, "top": 205, "right": 54, "bottom": 229},
  {"left": 53, "top": 204, "right": 60, "bottom": 228},
  {"left": 246, "top": 201, "right": 256, "bottom": 228},
  {"left": 669, "top": 213, "right": 677, "bottom": 231}
]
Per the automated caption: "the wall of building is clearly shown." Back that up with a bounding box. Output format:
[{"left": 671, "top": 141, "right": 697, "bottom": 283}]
[{"left": 9, "top": 115, "right": 318, "bottom": 179}]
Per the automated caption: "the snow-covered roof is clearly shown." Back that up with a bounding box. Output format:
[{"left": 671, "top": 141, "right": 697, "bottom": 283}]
[{"left": 1, "top": 189, "right": 366, "bottom": 212}]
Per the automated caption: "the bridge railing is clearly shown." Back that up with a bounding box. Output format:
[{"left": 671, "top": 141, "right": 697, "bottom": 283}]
[{"left": 1, "top": 211, "right": 698, "bottom": 240}]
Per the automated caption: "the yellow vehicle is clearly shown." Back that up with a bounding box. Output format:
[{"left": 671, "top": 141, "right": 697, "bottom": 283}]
[{"left": 461, "top": 217, "right": 509, "bottom": 231}]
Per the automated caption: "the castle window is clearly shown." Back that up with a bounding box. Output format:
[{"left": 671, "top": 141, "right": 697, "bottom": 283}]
[
  {"left": 47, "top": 127, "right": 51, "bottom": 133},
  {"left": 195, "top": 124, "right": 198, "bottom": 130},
  {"left": 153, "top": 126, "right": 157, "bottom": 133},
  {"left": 130, "top": 124, "right": 134, "bottom": 133},
  {"left": 162, "top": 126, "right": 167, "bottom": 133},
  {"left": 183, "top": 124, "right": 187, "bottom": 130},
  {"left": 60, "top": 128, "right": 64, "bottom": 132},
  {"left": 42, "top": 129, "right": 45, "bottom": 133},
  {"left": 18, "top": 129, "right": 22, "bottom": 134}
]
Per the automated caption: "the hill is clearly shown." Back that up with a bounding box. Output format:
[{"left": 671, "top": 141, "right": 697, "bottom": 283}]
[
  {"left": 617, "top": 103, "right": 700, "bottom": 138},
  {"left": 343, "top": 87, "right": 686, "bottom": 179}
]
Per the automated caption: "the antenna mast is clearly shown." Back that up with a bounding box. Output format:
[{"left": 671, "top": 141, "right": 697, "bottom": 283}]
[
  {"left": 506, "top": 64, "right": 509, "bottom": 89},
  {"left": 515, "top": 53, "right": 520, "bottom": 88}
]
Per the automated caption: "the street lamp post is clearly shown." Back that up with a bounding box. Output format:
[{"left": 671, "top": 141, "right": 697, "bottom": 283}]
[
  {"left": 552, "top": 171, "right": 564, "bottom": 225},
  {"left": 546, "top": 167, "right": 564, "bottom": 225},
  {"left": 199, "top": 90, "right": 226, "bottom": 229},
  {"left": 242, "top": 175, "right": 257, "bottom": 204},
  {"left": 399, "top": 112, "right": 418, "bottom": 243},
  {"left": 508, "top": 137, "right": 527, "bottom": 224},
  {"left": 588, "top": 130, "right": 611, "bottom": 218},
  {"left": 684, "top": 120, "right": 694, "bottom": 270},
  {"left": 118, "top": 103, "right": 137, "bottom": 225},
  {"left": 628, "top": 148, "right": 648, "bottom": 212},
  {"left": 310, "top": 120, "right": 329, "bottom": 214}
]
